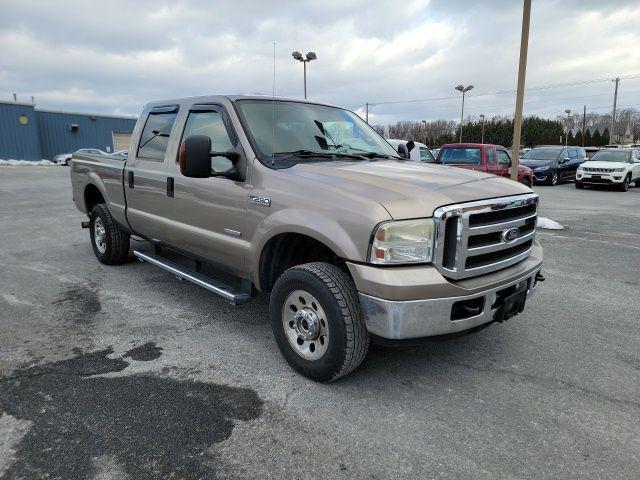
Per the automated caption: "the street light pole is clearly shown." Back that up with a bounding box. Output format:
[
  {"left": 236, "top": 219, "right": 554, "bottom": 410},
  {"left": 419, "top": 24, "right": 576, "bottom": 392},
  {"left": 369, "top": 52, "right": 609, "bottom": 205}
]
[
  {"left": 510, "top": 0, "right": 531, "bottom": 181},
  {"left": 610, "top": 77, "right": 620, "bottom": 145},
  {"left": 565, "top": 109, "right": 571, "bottom": 146},
  {"left": 455, "top": 84, "right": 473, "bottom": 142},
  {"left": 479, "top": 114, "right": 485, "bottom": 144},
  {"left": 291, "top": 51, "right": 317, "bottom": 99},
  {"left": 421, "top": 119, "right": 428, "bottom": 145}
]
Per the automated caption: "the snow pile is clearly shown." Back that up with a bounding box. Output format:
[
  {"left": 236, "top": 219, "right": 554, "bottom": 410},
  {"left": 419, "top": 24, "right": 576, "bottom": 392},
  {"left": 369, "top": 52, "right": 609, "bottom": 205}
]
[
  {"left": 0, "top": 159, "right": 55, "bottom": 166},
  {"left": 537, "top": 217, "right": 564, "bottom": 230}
]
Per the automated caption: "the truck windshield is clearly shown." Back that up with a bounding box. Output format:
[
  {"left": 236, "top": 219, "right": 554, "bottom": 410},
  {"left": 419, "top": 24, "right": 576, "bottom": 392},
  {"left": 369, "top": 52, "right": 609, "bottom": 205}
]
[{"left": 235, "top": 100, "right": 399, "bottom": 164}]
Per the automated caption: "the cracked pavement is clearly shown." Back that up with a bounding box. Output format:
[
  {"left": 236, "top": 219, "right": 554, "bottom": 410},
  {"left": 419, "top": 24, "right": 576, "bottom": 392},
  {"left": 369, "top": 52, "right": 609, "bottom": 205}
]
[{"left": 1, "top": 166, "right": 639, "bottom": 479}]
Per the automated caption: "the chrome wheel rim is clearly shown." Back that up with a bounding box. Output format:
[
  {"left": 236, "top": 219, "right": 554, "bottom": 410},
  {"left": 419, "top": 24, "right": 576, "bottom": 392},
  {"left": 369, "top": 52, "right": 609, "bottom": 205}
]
[
  {"left": 94, "top": 217, "right": 107, "bottom": 254},
  {"left": 282, "top": 290, "right": 329, "bottom": 361},
  {"left": 551, "top": 172, "right": 558, "bottom": 185}
]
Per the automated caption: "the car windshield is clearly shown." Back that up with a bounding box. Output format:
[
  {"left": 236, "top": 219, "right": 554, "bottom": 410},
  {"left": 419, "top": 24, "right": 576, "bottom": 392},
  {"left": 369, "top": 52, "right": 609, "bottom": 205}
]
[
  {"left": 590, "top": 150, "right": 631, "bottom": 162},
  {"left": 439, "top": 147, "right": 482, "bottom": 165},
  {"left": 235, "top": 100, "right": 399, "bottom": 163},
  {"left": 524, "top": 148, "right": 562, "bottom": 160}
]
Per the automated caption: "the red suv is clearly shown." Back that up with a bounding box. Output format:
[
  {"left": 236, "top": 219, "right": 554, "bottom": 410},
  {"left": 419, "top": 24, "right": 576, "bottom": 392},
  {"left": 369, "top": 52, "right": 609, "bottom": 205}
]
[{"left": 436, "top": 143, "right": 534, "bottom": 187}]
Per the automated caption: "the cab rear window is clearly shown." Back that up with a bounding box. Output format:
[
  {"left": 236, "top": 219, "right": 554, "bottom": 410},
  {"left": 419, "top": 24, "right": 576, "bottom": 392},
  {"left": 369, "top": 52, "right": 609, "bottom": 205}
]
[{"left": 440, "top": 147, "right": 482, "bottom": 165}]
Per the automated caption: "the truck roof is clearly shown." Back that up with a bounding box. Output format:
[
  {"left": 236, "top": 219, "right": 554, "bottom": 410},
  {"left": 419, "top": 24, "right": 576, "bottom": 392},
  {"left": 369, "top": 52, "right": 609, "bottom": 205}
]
[
  {"left": 143, "top": 94, "right": 341, "bottom": 110},
  {"left": 440, "top": 143, "right": 505, "bottom": 149}
]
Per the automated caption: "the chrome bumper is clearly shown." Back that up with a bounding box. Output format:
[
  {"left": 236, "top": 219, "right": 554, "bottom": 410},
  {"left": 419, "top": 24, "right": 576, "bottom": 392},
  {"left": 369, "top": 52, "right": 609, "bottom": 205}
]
[{"left": 359, "top": 268, "right": 542, "bottom": 339}]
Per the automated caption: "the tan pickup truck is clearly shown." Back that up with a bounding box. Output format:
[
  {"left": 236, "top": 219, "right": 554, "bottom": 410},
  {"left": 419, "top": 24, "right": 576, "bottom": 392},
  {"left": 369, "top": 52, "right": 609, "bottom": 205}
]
[{"left": 70, "top": 95, "right": 544, "bottom": 381}]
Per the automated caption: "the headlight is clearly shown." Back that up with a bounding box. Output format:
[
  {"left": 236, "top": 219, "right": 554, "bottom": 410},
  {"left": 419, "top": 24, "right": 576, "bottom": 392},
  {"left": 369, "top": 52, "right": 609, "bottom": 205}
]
[
  {"left": 369, "top": 218, "right": 435, "bottom": 264},
  {"left": 577, "top": 165, "right": 583, "bottom": 171},
  {"left": 614, "top": 167, "right": 625, "bottom": 172}
]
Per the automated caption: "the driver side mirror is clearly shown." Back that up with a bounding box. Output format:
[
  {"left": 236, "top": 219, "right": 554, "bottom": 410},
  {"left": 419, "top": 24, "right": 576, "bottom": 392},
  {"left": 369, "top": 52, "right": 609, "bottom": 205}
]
[
  {"left": 406, "top": 140, "right": 415, "bottom": 153},
  {"left": 179, "top": 135, "right": 243, "bottom": 180},
  {"left": 397, "top": 143, "right": 411, "bottom": 159}
]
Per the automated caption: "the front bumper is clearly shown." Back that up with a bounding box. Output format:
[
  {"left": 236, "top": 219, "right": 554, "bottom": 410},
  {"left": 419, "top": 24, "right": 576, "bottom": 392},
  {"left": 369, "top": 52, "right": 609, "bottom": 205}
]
[
  {"left": 576, "top": 172, "right": 624, "bottom": 184},
  {"left": 359, "top": 267, "right": 541, "bottom": 339},
  {"left": 532, "top": 170, "right": 550, "bottom": 182}
]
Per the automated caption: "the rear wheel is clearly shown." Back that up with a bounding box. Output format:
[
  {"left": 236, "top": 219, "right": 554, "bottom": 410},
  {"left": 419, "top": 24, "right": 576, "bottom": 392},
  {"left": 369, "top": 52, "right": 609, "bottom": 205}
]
[
  {"left": 269, "top": 262, "right": 369, "bottom": 382},
  {"left": 89, "top": 204, "right": 130, "bottom": 264}
]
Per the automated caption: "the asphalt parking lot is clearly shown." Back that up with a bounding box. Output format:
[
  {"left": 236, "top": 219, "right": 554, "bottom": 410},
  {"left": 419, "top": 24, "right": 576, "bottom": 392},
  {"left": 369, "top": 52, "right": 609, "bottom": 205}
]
[{"left": 1, "top": 166, "right": 639, "bottom": 480}]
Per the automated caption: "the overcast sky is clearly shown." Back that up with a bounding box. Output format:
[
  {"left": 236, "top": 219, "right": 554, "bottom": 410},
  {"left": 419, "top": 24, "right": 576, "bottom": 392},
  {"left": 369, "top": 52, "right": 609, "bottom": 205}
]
[{"left": 1, "top": 0, "right": 639, "bottom": 125}]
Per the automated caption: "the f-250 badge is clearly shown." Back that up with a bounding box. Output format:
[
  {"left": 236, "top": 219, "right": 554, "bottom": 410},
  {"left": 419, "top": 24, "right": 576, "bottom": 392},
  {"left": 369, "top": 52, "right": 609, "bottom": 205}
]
[{"left": 248, "top": 195, "right": 271, "bottom": 207}]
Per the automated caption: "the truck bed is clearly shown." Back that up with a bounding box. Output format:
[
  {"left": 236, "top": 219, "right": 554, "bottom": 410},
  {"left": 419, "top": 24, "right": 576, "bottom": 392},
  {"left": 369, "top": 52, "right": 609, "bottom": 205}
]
[{"left": 70, "top": 153, "right": 128, "bottom": 226}]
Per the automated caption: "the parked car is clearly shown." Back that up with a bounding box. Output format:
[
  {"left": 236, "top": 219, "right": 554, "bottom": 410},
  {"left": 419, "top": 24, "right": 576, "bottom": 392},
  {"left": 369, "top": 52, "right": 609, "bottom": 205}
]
[
  {"left": 436, "top": 143, "right": 534, "bottom": 187},
  {"left": 430, "top": 148, "right": 440, "bottom": 158},
  {"left": 387, "top": 139, "right": 436, "bottom": 162},
  {"left": 519, "top": 148, "right": 531, "bottom": 158},
  {"left": 71, "top": 95, "right": 543, "bottom": 382},
  {"left": 76, "top": 148, "right": 109, "bottom": 156},
  {"left": 575, "top": 148, "right": 640, "bottom": 191},
  {"left": 520, "top": 146, "right": 587, "bottom": 186},
  {"left": 53, "top": 153, "right": 72, "bottom": 166}
]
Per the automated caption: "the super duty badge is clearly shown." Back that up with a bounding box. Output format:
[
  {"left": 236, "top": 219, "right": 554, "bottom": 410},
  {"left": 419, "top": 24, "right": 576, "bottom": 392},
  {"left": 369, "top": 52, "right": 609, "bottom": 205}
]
[{"left": 249, "top": 195, "right": 271, "bottom": 207}]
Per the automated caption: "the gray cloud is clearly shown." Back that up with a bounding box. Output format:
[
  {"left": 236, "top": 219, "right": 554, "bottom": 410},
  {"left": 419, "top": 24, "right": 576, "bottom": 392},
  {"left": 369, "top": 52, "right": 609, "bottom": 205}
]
[{"left": 1, "top": 0, "right": 639, "bottom": 124}]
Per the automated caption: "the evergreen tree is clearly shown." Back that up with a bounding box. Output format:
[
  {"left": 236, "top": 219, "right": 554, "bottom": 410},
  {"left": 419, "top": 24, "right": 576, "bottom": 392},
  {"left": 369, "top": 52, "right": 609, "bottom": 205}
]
[
  {"left": 592, "top": 129, "right": 602, "bottom": 146},
  {"left": 567, "top": 131, "right": 575, "bottom": 145},
  {"left": 574, "top": 130, "right": 583, "bottom": 146},
  {"left": 602, "top": 128, "right": 610, "bottom": 145},
  {"left": 584, "top": 129, "right": 592, "bottom": 146}
]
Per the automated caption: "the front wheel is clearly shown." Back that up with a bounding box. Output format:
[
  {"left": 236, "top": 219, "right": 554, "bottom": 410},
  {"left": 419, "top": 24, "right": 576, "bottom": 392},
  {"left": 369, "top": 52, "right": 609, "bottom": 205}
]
[
  {"left": 269, "top": 262, "right": 369, "bottom": 382},
  {"left": 89, "top": 204, "right": 131, "bottom": 264},
  {"left": 546, "top": 170, "right": 559, "bottom": 186},
  {"left": 575, "top": 181, "right": 584, "bottom": 189},
  {"left": 617, "top": 175, "right": 630, "bottom": 192}
]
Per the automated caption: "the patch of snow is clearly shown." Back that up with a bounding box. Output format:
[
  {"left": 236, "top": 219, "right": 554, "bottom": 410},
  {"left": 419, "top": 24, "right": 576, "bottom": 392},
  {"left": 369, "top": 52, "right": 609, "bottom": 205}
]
[
  {"left": 537, "top": 217, "right": 564, "bottom": 230},
  {"left": 0, "top": 159, "right": 55, "bottom": 166}
]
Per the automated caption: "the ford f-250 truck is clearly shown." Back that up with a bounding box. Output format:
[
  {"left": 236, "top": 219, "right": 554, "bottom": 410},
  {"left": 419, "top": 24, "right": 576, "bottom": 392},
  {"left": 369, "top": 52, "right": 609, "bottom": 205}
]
[{"left": 70, "top": 95, "right": 544, "bottom": 382}]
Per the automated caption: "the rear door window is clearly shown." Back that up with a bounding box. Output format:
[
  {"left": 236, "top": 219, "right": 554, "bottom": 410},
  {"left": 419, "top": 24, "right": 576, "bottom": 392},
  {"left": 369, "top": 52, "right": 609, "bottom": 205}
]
[
  {"left": 487, "top": 147, "right": 496, "bottom": 165},
  {"left": 137, "top": 107, "right": 178, "bottom": 161}
]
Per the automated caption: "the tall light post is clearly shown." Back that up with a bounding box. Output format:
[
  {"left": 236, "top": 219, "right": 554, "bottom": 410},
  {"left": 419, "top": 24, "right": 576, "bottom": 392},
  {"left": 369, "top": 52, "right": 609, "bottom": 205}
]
[
  {"left": 292, "top": 51, "right": 317, "bottom": 99},
  {"left": 479, "top": 114, "right": 485, "bottom": 144},
  {"left": 421, "top": 119, "right": 428, "bottom": 145},
  {"left": 564, "top": 109, "right": 571, "bottom": 146},
  {"left": 455, "top": 84, "right": 473, "bottom": 142}
]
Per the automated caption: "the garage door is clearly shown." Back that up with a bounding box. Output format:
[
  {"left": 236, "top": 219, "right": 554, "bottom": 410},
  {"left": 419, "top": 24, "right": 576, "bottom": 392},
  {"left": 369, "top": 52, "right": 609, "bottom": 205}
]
[{"left": 112, "top": 132, "right": 132, "bottom": 152}]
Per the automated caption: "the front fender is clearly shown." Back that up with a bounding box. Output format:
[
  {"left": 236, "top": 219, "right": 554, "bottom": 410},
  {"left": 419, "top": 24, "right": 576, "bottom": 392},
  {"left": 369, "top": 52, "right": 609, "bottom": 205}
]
[{"left": 250, "top": 207, "right": 377, "bottom": 287}]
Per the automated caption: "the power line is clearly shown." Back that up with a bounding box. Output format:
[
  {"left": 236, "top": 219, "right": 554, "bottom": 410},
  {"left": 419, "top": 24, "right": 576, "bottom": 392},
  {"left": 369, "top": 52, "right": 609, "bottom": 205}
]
[{"left": 362, "top": 73, "right": 640, "bottom": 108}]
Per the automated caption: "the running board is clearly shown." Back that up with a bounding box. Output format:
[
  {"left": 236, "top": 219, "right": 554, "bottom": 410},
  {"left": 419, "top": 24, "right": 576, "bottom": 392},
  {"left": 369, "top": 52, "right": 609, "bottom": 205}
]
[{"left": 133, "top": 250, "right": 252, "bottom": 305}]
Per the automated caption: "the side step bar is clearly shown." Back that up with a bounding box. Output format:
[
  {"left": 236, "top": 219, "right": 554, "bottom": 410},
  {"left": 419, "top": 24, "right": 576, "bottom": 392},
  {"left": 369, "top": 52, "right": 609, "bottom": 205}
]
[{"left": 133, "top": 250, "right": 252, "bottom": 305}]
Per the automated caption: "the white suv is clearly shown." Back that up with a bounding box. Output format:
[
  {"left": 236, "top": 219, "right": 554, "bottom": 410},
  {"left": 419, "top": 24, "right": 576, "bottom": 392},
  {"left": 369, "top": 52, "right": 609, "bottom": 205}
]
[{"left": 575, "top": 148, "right": 640, "bottom": 192}]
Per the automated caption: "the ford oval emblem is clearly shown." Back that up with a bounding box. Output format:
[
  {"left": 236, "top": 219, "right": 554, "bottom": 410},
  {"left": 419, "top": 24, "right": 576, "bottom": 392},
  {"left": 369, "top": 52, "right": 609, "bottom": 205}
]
[{"left": 502, "top": 227, "right": 520, "bottom": 243}]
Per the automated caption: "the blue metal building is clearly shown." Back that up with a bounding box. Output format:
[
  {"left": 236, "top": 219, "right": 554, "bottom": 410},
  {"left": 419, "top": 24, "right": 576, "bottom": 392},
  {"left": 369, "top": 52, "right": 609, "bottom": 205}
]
[{"left": 0, "top": 100, "right": 137, "bottom": 161}]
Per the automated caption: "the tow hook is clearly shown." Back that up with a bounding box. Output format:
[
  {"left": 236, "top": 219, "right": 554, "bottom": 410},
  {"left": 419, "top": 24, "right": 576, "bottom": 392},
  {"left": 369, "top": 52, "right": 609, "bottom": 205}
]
[
  {"left": 81, "top": 221, "right": 90, "bottom": 229},
  {"left": 535, "top": 271, "right": 545, "bottom": 282}
]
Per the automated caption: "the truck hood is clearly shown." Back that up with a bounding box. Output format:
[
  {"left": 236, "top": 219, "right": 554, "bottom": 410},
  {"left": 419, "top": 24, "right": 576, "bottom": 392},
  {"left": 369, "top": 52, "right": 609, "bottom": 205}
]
[{"left": 287, "top": 160, "right": 531, "bottom": 219}]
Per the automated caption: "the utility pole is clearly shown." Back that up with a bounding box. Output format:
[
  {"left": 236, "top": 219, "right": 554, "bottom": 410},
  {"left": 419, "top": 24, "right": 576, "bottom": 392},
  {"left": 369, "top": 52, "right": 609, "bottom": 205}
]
[
  {"left": 365, "top": 103, "right": 369, "bottom": 124},
  {"left": 565, "top": 109, "right": 571, "bottom": 146},
  {"left": 581, "top": 104, "right": 586, "bottom": 147},
  {"left": 610, "top": 77, "right": 619, "bottom": 145},
  {"left": 511, "top": 0, "right": 531, "bottom": 181}
]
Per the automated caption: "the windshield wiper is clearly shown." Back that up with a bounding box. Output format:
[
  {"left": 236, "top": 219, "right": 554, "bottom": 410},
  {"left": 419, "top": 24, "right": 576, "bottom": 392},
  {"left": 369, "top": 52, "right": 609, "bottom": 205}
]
[{"left": 272, "top": 150, "right": 334, "bottom": 162}]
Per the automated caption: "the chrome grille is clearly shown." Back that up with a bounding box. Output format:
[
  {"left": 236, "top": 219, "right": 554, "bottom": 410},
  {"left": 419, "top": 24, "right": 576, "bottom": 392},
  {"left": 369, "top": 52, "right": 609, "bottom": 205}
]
[
  {"left": 433, "top": 194, "right": 538, "bottom": 280},
  {"left": 584, "top": 167, "right": 614, "bottom": 173}
]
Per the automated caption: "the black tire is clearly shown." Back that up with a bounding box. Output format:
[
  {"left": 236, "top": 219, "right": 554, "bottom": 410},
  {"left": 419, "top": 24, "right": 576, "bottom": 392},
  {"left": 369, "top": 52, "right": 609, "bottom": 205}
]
[
  {"left": 635, "top": 179, "right": 640, "bottom": 188},
  {"left": 269, "top": 262, "right": 369, "bottom": 382},
  {"left": 617, "top": 175, "right": 630, "bottom": 192},
  {"left": 89, "top": 204, "right": 130, "bottom": 264},
  {"left": 546, "top": 170, "right": 559, "bottom": 186},
  {"left": 575, "top": 181, "right": 584, "bottom": 189}
]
